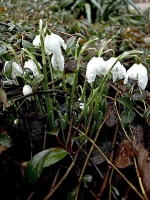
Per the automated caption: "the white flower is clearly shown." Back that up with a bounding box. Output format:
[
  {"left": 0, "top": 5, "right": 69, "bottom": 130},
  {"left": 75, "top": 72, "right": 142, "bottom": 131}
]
[
  {"left": 86, "top": 57, "right": 107, "bottom": 83},
  {"left": 4, "top": 61, "right": 23, "bottom": 79},
  {"left": 23, "top": 85, "right": 33, "bottom": 101},
  {"left": 124, "top": 63, "right": 148, "bottom": 90},
  {"left": 44, "top": 33, "right": 67, "bottom": 57},
  {"left": 33, "top": 35, "right": 41, "bottom": 47},
  {"left": 51, "top": 54, "right": 64, "bottom": 71},
  {"left": 105, "top": 57, "right": 117, "bottom": 72},
  {"left": 24, "top": 59, "right": 40, "bottom": 77},
  {"left": 111, "top": 61, "right": 126, "bottom": 82},
  {"left": 78, "top": 98, "right": 84, "bottom": 110}
]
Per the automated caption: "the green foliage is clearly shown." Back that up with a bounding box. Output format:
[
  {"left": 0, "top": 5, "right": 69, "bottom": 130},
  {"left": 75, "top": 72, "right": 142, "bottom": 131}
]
[
  {"left": 143, "top": 107, "right": 150, "bottom": 123},
  {"left": 24, "top": 148, "right": 68, "bottom": 184},
  {"left": 120, "top": 108, "right": 135, "bottom": 127},
  {"left": 59, "top": 0, "right": 144, "bottom": 22},
  {"left": 117, "top": 96, "right": 134, "bottom": 109},
  {"left": 82, "top": 174, "right": 92, "bottom": 182},
  {"left": 0, "top": 134, "right": 13, "bottom": 148}
]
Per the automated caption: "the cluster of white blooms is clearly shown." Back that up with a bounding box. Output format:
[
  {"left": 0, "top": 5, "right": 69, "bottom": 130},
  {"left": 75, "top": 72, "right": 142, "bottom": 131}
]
[
  {"left": 86, "top": 56, "right": 148, "bottom": 90},
  {"left": 33, "top": 33, "right": 67, "bottom": 71}
]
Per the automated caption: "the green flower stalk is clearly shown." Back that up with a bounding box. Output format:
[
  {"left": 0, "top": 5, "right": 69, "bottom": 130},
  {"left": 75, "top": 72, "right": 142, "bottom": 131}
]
[
  {"left": 39, "top": 19, "right": 55, "bottom": 129},
  {"left": 70, "top": 37, "right": 99, "bottom": 117}
]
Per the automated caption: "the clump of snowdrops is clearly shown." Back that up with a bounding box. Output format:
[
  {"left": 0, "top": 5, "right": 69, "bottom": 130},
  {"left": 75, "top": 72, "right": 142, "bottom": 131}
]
[{"left": 1, "top": 19, "right": 149, "bottom": 199}]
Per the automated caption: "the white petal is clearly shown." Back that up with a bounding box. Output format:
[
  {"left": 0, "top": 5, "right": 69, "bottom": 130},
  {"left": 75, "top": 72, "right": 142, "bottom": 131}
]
[
  {"left": 124, "top": 63, "right": 148, "bottom": 90},
  {"left": 105, "top": 57, "right": 117, "bottom": 71},
  {"left": 111, "top": 61, "right": 126, "bottom": 82},
  {"left": 33, "top": 35, "right": 41, "bottom": 47},
  {"left": 24, "top": 59, "right": 39, "bottom": 76},
  {"left": 50, "top": 33, "right": 67, "bottom": 50},
  {"left": 23, "top": 85, "right": 33, "bottom": 100},
  {"left": 51, "top": 54, "right": 64, "bottom": 71},
  {"left": 11, "top": 62, "right": 23, "bottom": 79},
  {"left": 86, "top": 57, "right": 99, "bottom": 83},
  {"left": 44, "top": 34, "right": 62, "bottom": 57}
]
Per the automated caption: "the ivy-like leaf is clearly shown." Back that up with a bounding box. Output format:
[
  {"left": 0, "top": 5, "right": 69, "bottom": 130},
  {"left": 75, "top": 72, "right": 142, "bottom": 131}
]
[
  {"left": 66, "top": 73, "right": 75, "bottom": 86},
  {"left": 24, "top": 148, "right": 68, "bottom": 184},
  {"left": 66, "top": 36, "right": 76, "bottom": 49},
  {"left": 82, "top": 174, "right": 92, "bottom": 182},
  {"left": 32, "top": 74, "right": 44, "bottom": 86},
  {"left": 0, "top": 134, "right": 13, "bottom": 148},
  {"left": 120, "top": 108, "right": 135, "bottom": 127},
  {"left": 22, "top": 40, "right": 33, "bottom": 49},
  {"left": 117, "top": 97, "right": 133, "bottom": 109}
]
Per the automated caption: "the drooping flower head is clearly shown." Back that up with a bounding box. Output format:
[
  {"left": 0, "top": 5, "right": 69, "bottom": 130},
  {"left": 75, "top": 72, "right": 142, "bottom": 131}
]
[
  {"left": 124, "top": 63, "right": 148, "bottom": 90},
  {"left": 86, "top": 57, "right": 107, "bottom": 83},
  {"left": 4, "top": 61, "right": 23, "bottom": 79},
  {"left": 33, "top": 35, "right": 41, "bottom": 47},
  {"left": 51, "top": 54, "right": 64, "bottom": 72},
  {"left": 111, "top": 61, "right": 126, "bottom": 82},
  {"left": 44, "top": 33, "right": 67, "bottom": 57},
  {"left": 23, "top": 84, "right": 33, "bottom": 101},
  {"left": 24, "top": 59, "right": 41, "bottom": 77}
]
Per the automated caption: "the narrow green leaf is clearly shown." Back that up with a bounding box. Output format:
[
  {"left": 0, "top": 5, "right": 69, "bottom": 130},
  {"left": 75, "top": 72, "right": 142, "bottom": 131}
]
[
  {"left": 90, "top": 0, "right": 101, "bottom": 10},
  {"left": 85, "top": 3, "right": 91, "bottom": 24},
  {"left": 117, "top": 97, "right": 133, "bottom": 109},
  {"left": 0, "top": 134, "right": 13, "bottom": 148},
  {"left": 60, "top": 0, "right": 74, "bottom": 8}
]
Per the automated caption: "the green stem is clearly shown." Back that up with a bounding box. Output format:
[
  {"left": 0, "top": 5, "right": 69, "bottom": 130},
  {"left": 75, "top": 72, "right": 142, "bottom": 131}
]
[{"left": 39, "top": 21, "right": 54, "bottom": 129}]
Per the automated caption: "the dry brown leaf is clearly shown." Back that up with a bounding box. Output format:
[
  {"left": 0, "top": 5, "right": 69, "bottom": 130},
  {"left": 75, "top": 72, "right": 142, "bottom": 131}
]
[
  {"left": 114, "top": 140, "right": 137, "bottom": 168},
  {"left": 105, "top": 104, "right": 118, "bottom": 127},
  {"left": 0, "top": 88, "right": 8, "bottom": 108},
  {"left": 0, "top": 145, "right": 7, "bottom": 154},
  {"left": 20, "top": 162, "right": 28, "bottom": 175},
  {"left": 134, "top": 143, "right": 150, "bottom": 197}
]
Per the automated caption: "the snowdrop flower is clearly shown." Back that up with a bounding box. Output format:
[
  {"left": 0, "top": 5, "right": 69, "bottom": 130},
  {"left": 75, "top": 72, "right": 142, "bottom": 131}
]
[
  {"left": 124, "top": 63, "right": 148, "bottom": 90},
  {"left": 111, "top": 61, "right": 126, "bottom": 82},
  {"left": 51, "top": 54, "right": 64, "bottom": 71},
  {"left": 33, "top": 35, "right": 41, "bottom": 47},
  {"left": 44, "top": 33, "right": 67, "bottom": 57},
  {"left": 24, "top": 59, "right": 41, "bottom": 77},
  {"left": 78, "top": 98, "right": 84, "bottom": 110},
  {"left": 23, "top": 85, "right": 33, "bottom": 101},
  {"left": 105, "top": 57, "right": 117, "bottom": 72},
  {"left": 86, "top": 57, "right": 107, "bottom": 83},
  {"left": 4, "top": 61, "right": 23, "bottom": 79}
]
